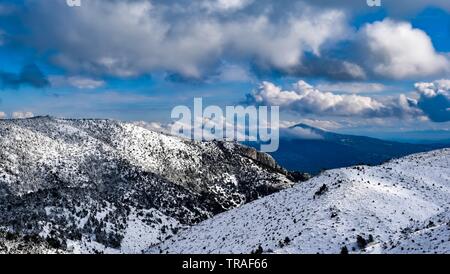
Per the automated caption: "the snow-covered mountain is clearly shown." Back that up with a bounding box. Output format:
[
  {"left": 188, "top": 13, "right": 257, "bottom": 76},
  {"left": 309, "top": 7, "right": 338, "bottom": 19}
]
[
  {"left": 0, "top": 117, "right": 295, "bottom": 254},
  {"left": 151, "top": 149, "right": 450, "bottom": 254}
]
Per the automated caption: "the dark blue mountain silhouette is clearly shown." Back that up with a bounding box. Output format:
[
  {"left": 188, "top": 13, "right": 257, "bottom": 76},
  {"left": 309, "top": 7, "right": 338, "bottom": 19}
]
[{"left": 246, "top": 124, "right": 448, "bottom": 174}]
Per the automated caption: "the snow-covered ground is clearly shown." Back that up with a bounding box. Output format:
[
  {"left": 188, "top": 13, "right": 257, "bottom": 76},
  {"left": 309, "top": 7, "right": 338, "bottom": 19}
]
[
  {"left": 0, "top": 117, "right": 293, "bottom": 254},
  {"left": 2, "top": 117, "right": 448, "bottom": 254},
  {"left": 151, "top": 149, "right": 450, "bottom": 254}
]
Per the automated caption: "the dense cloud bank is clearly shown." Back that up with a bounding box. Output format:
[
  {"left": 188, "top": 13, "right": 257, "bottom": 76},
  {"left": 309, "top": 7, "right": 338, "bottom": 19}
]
[
  {"left": 247, "top": 80, "right": 450, "bottom": 123},
  {"left": 248, "top": 80, "right": 419, "bottom": 119},
  {"left": 0, "top": 0, "right": 445, "bottom": 81}
]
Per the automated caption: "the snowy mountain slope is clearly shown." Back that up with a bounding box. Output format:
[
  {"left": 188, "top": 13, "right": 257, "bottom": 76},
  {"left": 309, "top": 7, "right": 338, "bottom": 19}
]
[
  {"left": 151, "top": 149, "right": 450, "bottom": 254},
  {"left": 0, "top": 117, "right": 294, "bottom": 253},
  {"left": 0, "top": 230, "right": 67, "bottom": 254},
  {"left": 378, "top": 211, "right": 450, "bottom": 254}
]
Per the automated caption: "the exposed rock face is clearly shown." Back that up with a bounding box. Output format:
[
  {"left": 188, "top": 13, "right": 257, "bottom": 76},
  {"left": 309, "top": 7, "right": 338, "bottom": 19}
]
[
  {"left": 234, "top": 145, "right": 286, "bottom": 174},
  {"left": 0, "top": 117, "right": 294, "bottom": 253}
]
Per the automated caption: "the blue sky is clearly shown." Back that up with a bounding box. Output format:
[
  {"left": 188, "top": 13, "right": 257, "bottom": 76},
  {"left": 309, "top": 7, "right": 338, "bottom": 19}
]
[{"left": 0, "top": 0, "right": 449, "bottom": 140}]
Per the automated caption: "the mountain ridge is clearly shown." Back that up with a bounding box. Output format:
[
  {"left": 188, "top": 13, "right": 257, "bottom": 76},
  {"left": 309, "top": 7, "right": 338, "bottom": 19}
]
[
  {"left": 151, "top": 148, "right": 450, "bottom": 254},
  {"left": 0, "top": 117, "right": 294, "bottom": 253},
  {"left": 260, "top": 123, "right": 448, "bottom": 174}
]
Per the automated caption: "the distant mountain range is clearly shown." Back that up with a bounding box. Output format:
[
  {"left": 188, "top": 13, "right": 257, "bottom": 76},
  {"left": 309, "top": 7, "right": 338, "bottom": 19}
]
[{"left": 248, "top": 124, "right": 449, "bottom": 174}]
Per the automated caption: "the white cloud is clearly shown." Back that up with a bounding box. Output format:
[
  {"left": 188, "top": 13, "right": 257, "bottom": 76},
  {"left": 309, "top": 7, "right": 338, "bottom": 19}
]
[
  {"left": 0, "top": 112, "right": 6, "bottom": 119},
  {"left": 359, "top": 19, "right": 449, "bottom": 79},
  {"left": 12, "top": 111, "right": 34, "bottom": 119},
  {"left": 249, "top": 80, "right": 419, "bottom": 118},
  {"left": 212, "top": 64, "right": 253, "bottom": 82},
  {"left": 49, "top": 76, "right": 105, "bottom": 89},
  {"left": 67, "top": 77, "right": 105, "bottom": 89},
  {"left": 415, "top": 79, "right": 450, "bottom": 98},
  {"left": 224, "top": 9, "right": 349, "bottom": 70},
  {"left": 200, "top": 0, "right": 254, "bottom": 13},
  {"left": 291, "top": 119, "right": 342, "bottom": 130},
  {"left": 281, "top": 127, "right": 324, "bottom": 140},
  {"left": 27, "top": 0, "right": 349, "bottom": 78},
  {"left": 7, "top": 1, "right": 449, "bottom": 82},
  {"left": 415, "top": 80, "right": 450, "bottom": 122},
  {"left": 250, "top": 79, "right": 449, "bottom": 122},
  {"left": 316, "top": 82, "right": 387, "bottom": 94}
]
